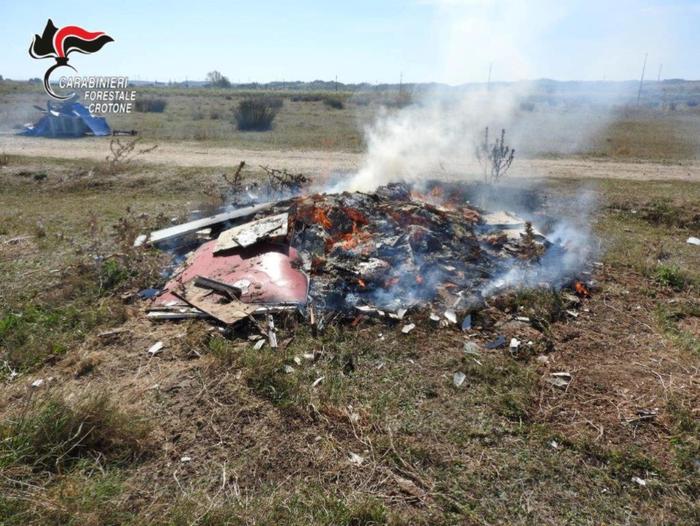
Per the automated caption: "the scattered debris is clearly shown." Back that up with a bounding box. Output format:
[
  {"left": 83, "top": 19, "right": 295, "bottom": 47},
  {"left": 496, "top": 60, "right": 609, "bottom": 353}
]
[
  {"left": 401, "top": 323, "right": 416, "bottom": 334},
  {"left": 687, "top": 236, "right": 700, "bottom": 246},
  {"left": 312, "top": 376, "right": 324, "bottom": 387},
  {"left": 631, "top": 476, "right": 647, "bottom": 487},
  {"left": 137, "top": 288, "right": 161, "bottom": 300},
  {"left": 485, "top": 335, "right": 506, "bottom": 349},
  {"left": 348, "top": 452, "right": 364, "bottom": 466},
  {"left": 509, "top": 337, "right": 521, "bottom": 353},
  {"left": 147, "top": 341, "right": 164, "bottom": 356},
  {"left": 453, "top": 371, "right": 466, "bottom": 387},
  {"left": 548, "top": 372, "right": 572, "bottom": 388},
  {"left": 267, "top": 315, "right": 278, "bottom": 348},
  {"left": 461, "top": 314, "right": 472, "bottom": 331},
  {"left": 394, "top": 474, "right": 426, "bottom": 499},
  {"left": 463, "top": 341, "right": 480, "bottom": 356},
  {"left": 31, "top": 378, "right": 45, "bottom": 388}
]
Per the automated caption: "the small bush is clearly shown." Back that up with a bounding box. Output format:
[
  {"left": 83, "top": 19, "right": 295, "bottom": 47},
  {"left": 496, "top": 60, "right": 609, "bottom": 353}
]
[
  {"left": 134, "top": 98, "right": 167, "bottom": 113},
  {"left": 323, "top": 96, "right": 344, "bottom": 109},
  {"left": 654, "top": 264, "right": 688, "bottom": 291},
  {"left": 234, "top": 98, "right": 280, "bottom": 131}
]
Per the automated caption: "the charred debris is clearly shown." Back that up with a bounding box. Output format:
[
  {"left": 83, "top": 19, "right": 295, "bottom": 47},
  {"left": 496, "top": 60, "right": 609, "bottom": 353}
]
[{"left": 134, "top": 174, "right": 592, "bottom": 341}]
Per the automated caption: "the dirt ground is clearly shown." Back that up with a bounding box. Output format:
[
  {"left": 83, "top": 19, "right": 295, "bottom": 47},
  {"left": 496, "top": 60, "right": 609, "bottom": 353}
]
[{"left": 2, "top": 135, "right": 700, "bottom": 183}]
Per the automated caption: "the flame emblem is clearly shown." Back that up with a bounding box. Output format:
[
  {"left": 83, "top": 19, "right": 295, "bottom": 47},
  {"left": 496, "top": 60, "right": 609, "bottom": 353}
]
[{"left": 29, "top": 19, "right": 114, "bottom": 100}]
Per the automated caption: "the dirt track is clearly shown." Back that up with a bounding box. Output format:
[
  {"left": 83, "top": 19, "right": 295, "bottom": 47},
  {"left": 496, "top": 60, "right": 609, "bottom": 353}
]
[{"left": 2, "top": 136, "right": 699, "bottom": 181}]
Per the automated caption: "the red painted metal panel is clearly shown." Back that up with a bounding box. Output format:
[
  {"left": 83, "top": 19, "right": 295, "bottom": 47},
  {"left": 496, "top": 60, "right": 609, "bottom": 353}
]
[{"left": 155, "top": 240, "right": 308, "bottom": 306}]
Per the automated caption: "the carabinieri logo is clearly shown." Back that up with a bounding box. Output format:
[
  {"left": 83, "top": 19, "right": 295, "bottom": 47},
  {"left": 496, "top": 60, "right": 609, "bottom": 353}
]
[{"left": 29, "top": 19, "right": 114, "bottom": 100}]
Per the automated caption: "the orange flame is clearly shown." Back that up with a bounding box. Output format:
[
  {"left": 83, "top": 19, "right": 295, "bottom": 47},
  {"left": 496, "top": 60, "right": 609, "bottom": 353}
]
[
  {"left": 358, "top": 278, "right": 366, "bottom": 288},
  {"left": 575, "top": 281, "right": 590, "bottom": 297},
  {"left": 313, "top": 207, "right": 332, "bottom": 229},
  {"left": 415, "top": 275, "right": 424, "bottom": 285}
]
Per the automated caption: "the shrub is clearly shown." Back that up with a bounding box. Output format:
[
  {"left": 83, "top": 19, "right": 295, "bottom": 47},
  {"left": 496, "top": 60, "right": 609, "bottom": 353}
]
[
  {"left": 134, "top": 98, "right": 167, "bottom": 113},
  {"left": 234, "top": 98, "right": 280, "bottom": 131},
  {"left": 654, "top": 264, "right": 688, "bottom": 291},
  {"left": 323, "top": 96, "right": 344, "bottom": 109}
]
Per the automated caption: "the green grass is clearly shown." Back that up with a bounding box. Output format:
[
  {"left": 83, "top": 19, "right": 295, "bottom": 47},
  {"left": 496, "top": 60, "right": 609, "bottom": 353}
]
[
  {"left": 656, "top": 300, "right": 700, "bottom": 354},
  {"left": 0, "top": 394, "right": 150, "bottom": 474},
  {"left": 653, "top": 264, "right": 690, "bottom": 290},
  {"left": 0, "top": 301, "right": 120, "bottom": 371}
]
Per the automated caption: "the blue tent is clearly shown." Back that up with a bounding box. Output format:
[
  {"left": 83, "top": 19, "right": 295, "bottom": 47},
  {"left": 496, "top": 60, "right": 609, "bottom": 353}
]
[{"left": 20, "top": 98, "right": 111, "bottom": 138}]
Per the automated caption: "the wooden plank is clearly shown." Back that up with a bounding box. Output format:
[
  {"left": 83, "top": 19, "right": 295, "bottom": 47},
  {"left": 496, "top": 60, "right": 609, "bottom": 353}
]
[
  {"left": 214, "top": 213, "right": 288, "bottom": 253},
  {"left": 135, "top": 202, "right": 276, "bottom": 246},
  {"left": 173, "top": 280, "right": 257, "bottom": 325}
]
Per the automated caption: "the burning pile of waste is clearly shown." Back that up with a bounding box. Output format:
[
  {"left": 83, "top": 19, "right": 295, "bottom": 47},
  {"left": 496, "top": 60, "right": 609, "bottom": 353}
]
[{"left": 137, "top": 180, "right": 574, "bottom": 329}]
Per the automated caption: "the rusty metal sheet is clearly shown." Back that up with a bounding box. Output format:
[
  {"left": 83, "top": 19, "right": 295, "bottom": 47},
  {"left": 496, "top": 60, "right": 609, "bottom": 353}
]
[{"left": 154, "top": 240, "right": 308, "bottom": 307}]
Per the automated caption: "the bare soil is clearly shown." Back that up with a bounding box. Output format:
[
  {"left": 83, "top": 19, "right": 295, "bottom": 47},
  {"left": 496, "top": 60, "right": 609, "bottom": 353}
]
[{"left": 2, "top": 136, "right": 700, "bottom": 182}]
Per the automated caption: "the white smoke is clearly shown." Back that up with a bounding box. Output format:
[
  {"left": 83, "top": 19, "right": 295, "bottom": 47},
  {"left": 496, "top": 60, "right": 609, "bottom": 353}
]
[{"left": 342, "top": 0, "right": 685, "bottom": 193}]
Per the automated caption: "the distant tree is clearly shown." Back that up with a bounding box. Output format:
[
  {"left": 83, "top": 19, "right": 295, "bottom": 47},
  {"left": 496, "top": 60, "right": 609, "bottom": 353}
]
[
  {"left": 206, "top": 70, "right": 231, "bottom": 88},
  {"left": 0, "top": 75, "right": 4, "bottom": 81}
]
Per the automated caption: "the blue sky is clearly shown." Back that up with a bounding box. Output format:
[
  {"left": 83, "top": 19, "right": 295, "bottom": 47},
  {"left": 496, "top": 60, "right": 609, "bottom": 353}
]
[{"left": 1, "top": 0, "right": 698, "bottom": 83}]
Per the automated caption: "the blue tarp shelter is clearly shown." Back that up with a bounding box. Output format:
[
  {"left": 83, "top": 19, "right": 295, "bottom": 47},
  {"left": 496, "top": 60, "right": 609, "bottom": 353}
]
[{"left": 20, "top": 98, "right": 111, "bottom": 138}]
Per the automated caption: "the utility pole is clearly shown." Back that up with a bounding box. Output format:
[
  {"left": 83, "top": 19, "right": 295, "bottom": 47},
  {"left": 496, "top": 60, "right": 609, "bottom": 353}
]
[
  {"left": 657, "top": 63, "right": 663, "bottom": 82},
  {"left": 637, "top": 52, "right": 648, "bottom": 106},
  {"left": 335, "top": 75, "right": 338, "bottom": 92},
  {"left": 399, "top": 71, "right": 403, "bottom": 95},
  {"left": 487, "top": 62, "right": 493, "bottom": 91}
]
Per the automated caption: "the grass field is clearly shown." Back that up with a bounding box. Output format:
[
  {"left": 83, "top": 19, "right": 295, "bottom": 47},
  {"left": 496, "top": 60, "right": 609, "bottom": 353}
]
[
  {"left": 3, "top": 80, "right": 700, "bottom": 160},
  {"left": 0, "top": 143, "right": 698, "bottom": 524}
]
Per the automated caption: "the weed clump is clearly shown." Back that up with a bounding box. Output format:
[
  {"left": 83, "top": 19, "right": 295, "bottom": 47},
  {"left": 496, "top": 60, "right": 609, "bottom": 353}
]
[
  {"left": 654, "top": 264, "right": 688, "bottom": 291},
  {"left": 234, "top": 97, "right": 281, "bottom": 131},
  {"left": 323, "top": 96, "right": 344, "bottom": 109},
  {"left": 134, "top": 98, "right": 167, "bottom": 113}
]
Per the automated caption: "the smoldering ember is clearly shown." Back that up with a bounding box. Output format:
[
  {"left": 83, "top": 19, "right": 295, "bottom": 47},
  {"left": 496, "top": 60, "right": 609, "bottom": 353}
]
[{"left": 135, "top": 175, "right": 592, "bottom": 334}]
